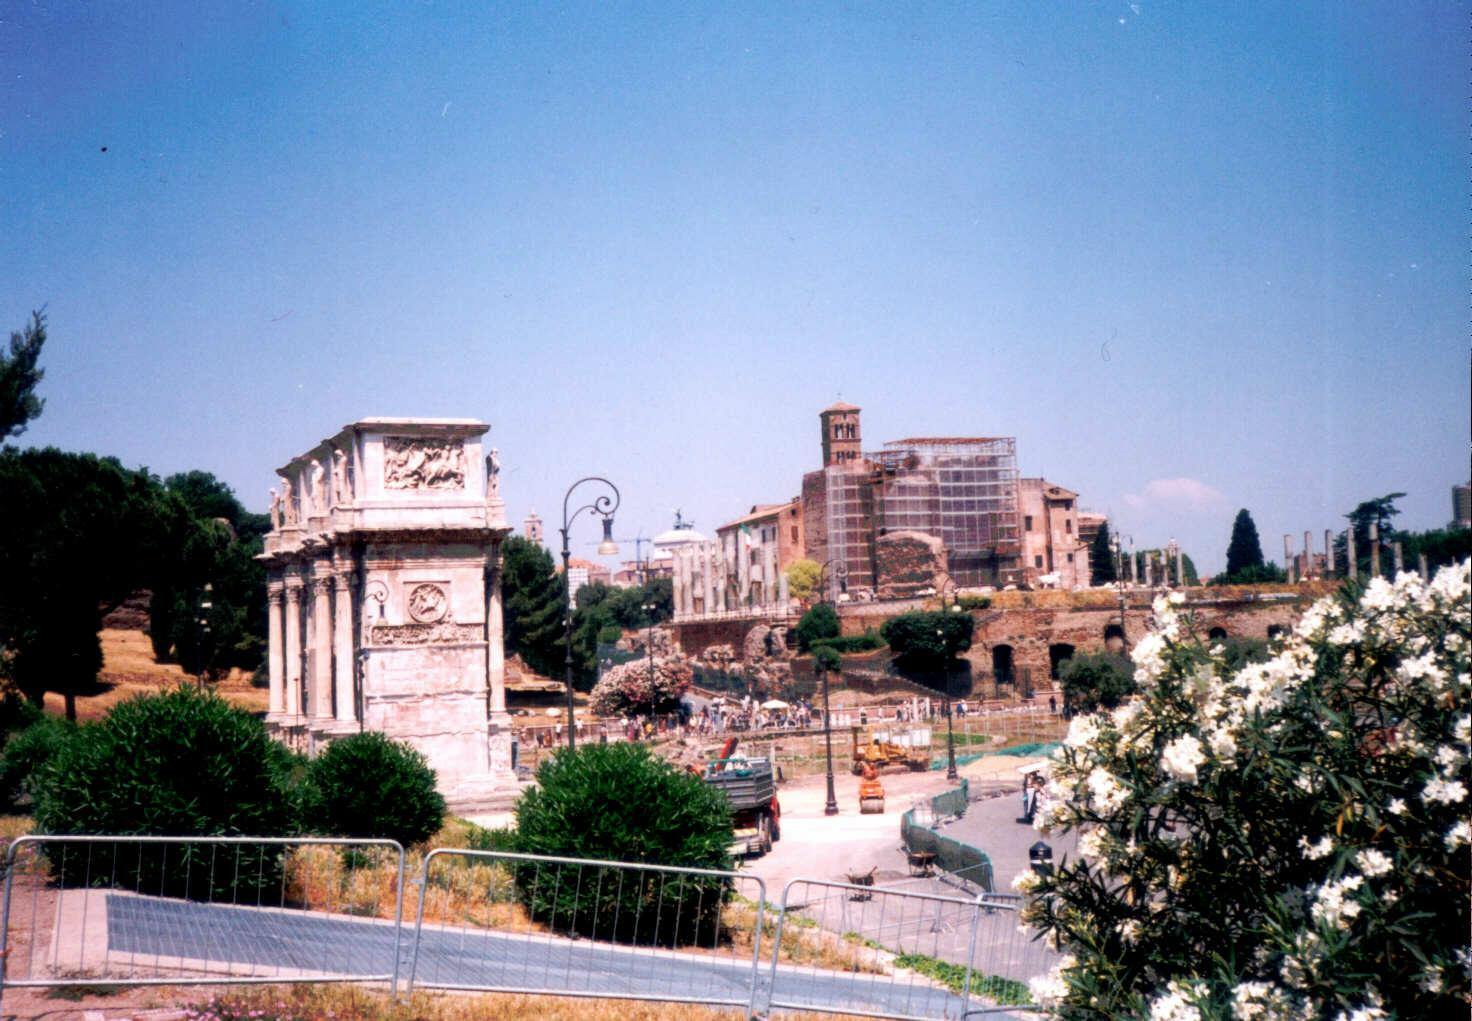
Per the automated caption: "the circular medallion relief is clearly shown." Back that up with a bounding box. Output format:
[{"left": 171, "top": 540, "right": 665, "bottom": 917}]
[{"left": 406, "top": 583, "right": 449, "bottom": 623}]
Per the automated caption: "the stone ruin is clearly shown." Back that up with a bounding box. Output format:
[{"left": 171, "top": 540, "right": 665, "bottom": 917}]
[{"left": 260, "top": 418, "right": 518, "bottom": 814}]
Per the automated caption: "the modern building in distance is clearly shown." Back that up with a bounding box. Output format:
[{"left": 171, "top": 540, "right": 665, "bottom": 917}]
[
  {"left": 560, "top": 556, "right": 611, "bottom": 597},
  {"left": 1454, "top": 482, "right": 1471, "bottom": 530}
]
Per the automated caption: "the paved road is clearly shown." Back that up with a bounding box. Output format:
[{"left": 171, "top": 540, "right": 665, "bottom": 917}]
[{"left": 106, "top": 893, "right": 1007, "bottom": 1018}]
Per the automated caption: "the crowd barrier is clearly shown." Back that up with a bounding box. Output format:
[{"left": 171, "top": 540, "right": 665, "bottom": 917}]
[{"left": 1, "top": 835, "right": 1053, "bottom": 1019}]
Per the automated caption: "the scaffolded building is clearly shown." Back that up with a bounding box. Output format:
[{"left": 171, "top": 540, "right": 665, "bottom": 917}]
[{"left": 802, "top": 403, "right": 1024, "bottom": 595}]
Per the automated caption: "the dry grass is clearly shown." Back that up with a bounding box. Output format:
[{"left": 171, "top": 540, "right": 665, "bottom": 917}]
[
  {"left": 35, "top": 628, "right": 270, "bottom": 722},
  {"left": 183, "top": 983, "right": 835, "bottom": 1020}
]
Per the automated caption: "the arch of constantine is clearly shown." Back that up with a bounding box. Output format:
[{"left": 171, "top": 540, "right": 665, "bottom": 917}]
[{"left": 260, "top": 418, "right": 516, "bottom": 813}]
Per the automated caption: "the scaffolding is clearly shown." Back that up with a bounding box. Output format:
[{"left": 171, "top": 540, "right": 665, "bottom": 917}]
[{"left": 873, "top": 438, "right": 1021, "bottom": 588}]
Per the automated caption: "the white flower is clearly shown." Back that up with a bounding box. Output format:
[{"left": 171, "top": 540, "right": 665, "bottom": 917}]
[
  {"left": 1421, "top": 777, "right": 1467, "bottom": 805},
  {"left": 1354, "top": 848, "right": 1392, "bottom": 877},
  {"left": 1334, "top": 1007, "right": 1386, "bottom": 1021},
  {"left": 1299, "top": 835, "right": 1334, "bottom": 861},
  {"left": 1386, "top": 797, "right": 1407, "bottom": 816},
  {"left": 1064, "top": 713, "right": 1100, "bottom": 748},
  {"left": 1149, "top": 979, "right": 1205, "bottom": 1021},
  {"left": 1360, "top": 577, "right": 1396, "bottom": 612},
  {"left": 1011, "top": 869, "right": 1040, "bottom": 893},
  {"left": 1311, "top": 874, "right": 1364, "bottom": 929},
  {"left": 1132, "top": 632, "right": 1170, "bottom": 683},
  {"left": 1207, "top": 725, "right": 1238, "bottom": 759},
  {"left": 1117, "top": 918, "right": 1140, "bottom": 944},
  {"left": 1161, "top": 734, "right": 1206, "bottom": 784},
  {"left": 1327, "top": 622, "right": 1364, "bottom": 646},
  {"left": 1026, "top": 955, "right": 1074, "bottom": 1006},
  {"left": 1078, "top": 828, "right": 1105, "bottom": 858},
  {"left": 1086, "top": 767, "right": 1130, "bottom": 813},
  {"left": 1231, "top": 980, "right": 1289, "bottom": 1019},
  {"left": 1445, "top": 820, "right": 1470, "bottom": 849},
  {"left": 1454, "top": 715, "right": 1470, "bottom": 744},
  {"left": 1167, "top": 590, "right": 1186, "bottom": 606}
]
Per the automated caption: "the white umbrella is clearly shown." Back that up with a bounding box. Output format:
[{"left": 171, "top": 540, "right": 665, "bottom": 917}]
[{"left": 761, "top": 699, "right": 789, "bottom": 710}]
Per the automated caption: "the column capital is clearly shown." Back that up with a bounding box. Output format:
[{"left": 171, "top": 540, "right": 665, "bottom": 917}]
[
  {"left": 284, "top": 580, "right": 304, "bottom": 601},
  {"left": 311, "top": 576, "right": 333, "bottom": 595},
  {"left": 268, "top": 581, "right": 285, "bottom": 601},
  {"left": 332, "top": 574, "right": 351, "bottom": 592}
]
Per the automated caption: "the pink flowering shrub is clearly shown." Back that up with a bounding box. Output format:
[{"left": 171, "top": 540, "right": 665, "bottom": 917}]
[
  {"left": 587, "top": 657, "right": 692, "bottom": 716},
  {"left": 1020, "top": 561, "right": 1470, "bottom": 1020}
]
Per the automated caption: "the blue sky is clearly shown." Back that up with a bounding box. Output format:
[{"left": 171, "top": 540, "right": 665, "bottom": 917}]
[{"left": 3, "top": 2, "right": 1466, "bottom": 575}]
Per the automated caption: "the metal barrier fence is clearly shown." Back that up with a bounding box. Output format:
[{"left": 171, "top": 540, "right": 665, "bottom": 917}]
[
  {"left": 0, "top": 835, "right": 406, "bottom": 1006},
  {"left": 764, "top": 878, "right": 1042, "bottom": 1019},
  {"left": 407, "top": 849, "right": 768, "bottom": 1017},
  {"left": 901, "top": 780, "right": 996, "bottom": 893},
  {"left": 1, "top": 836, "right": 1052, "bottom": 1019}
]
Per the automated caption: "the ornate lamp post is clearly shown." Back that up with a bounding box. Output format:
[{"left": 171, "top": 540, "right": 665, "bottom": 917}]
[
  {"left": 1110, "top": 531, "right": 1131, "bottom": 655},
  {"left": 814, "top": 558, "right": 847, "bottom": 816},
  {"left": 560, "top": 477, "right": 620, "bottom": 751},
  {"left": 642, "top": 599, "right": 658, "bottom": 709},
  {"left": 937, "top": 626, "right": 959, "bottom": 781}
]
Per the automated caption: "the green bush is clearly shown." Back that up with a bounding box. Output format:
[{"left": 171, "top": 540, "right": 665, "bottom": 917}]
[
  {"left": 809, "top": 629, "right": 885, "bottom": 654},
  {"left": 32, "top": 685, "right": 297, "bottom": 901},
  {"left": 880, "top": 611, "right": 973, "bottom": 668},
  {"left": 795, "top": 603, "right": 840, "bottom": 651},
  {"left": 514, "top": 742, "right": 732, "bottom": 946},
  {"left": 465, "top": 824, "right": 519, "bottom": 853},
  {"left": 955, "top": 594, "right": 992, "bottom": 610},
  {"left": 1058, "top": 652, "right": 1136, "bottom": 713},
  {"left": 303, "top": 731, "right": 445, "bottom": 848},
  {"left": 0, "top": 714, "right": 75, "bottom": 811}
]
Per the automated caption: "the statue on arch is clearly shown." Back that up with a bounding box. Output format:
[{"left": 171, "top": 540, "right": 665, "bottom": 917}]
[
  {"left": 269, "top": 488, "right": 282, "bottom": 530},
  {"left": 280, "top": 477, "right": 297, "bottom": 525},
  {"left": 486, "top": 448, "right": 501, "bottom": 497},
  {"left": 332, "top": 448, "right": 349, "bottom": 505}
]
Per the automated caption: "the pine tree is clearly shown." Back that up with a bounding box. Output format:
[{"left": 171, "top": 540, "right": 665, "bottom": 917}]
[
  {"left": 1224, "top": 509, "right": 1266, "bottom": 579},
  {"left": 500, "top": 535, "right": 567, "bottom": 679}
]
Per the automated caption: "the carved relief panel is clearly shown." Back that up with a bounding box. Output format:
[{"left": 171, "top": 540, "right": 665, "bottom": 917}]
[{"left": 383, "top": 437, "right": 466, "bottom": 491}]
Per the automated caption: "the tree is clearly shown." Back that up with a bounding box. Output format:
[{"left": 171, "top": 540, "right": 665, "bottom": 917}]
[
  {"left": 1088, "top": 522, "right": 1117, "bottom": 586},
  {"left": 1334, "top": 492, "right": 1405, "bottom": 579},
  {"left": 1058, "top": 652, "right": 1134, "bottom": 714},
  {"left": 1022, "top": 566, "right": 1471, "bottom": 1018},
  {"left": 785, "top": 558, "right": 823, "bottom": 604},
  {"left": 1223, "top": 508, "right": 1265, "bottom": 579},
  {"left": 880, "top": 611, "right": 973, "bottom": 669},
  {"left": 33, "top": 685, "right": 299, "bottom": 901},
  {"left": 1398, "top": 525, "right": 1472, "bottom": 574},
  {"left": 794, "top": 603, "right": 840, "bottom": 651},
  {"left": 0, "top": 310, "right": 46, "bottom": 441},
  {"left": 587, "top": 657, "right": 692, "bottom": 716},
  {"left": 150, "top": 472, "right": 269, "bottom": 676},
  {"left": 303, "top": 731, "right": 445, "bottom": 847},
  {"left": 501, "top": 536, "right": 567, "bottom": 679},
  {"left": 514, "top": 743, "right": 733, "bottom": 945},
  {"left": 0, "top": 449, "right": 174, "bottom": 718}
]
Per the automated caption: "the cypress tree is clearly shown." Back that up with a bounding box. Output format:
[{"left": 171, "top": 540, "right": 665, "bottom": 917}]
[
  {"left": 1090, "top": 521, "right": 1117, "bottom": 585},
  {"left": 1224, "top": 509, "right": 1266, "bottom": 579}
]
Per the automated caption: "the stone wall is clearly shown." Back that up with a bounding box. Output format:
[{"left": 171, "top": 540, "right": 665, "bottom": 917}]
[{"left": 873, "top": 530, "right": 946, "bottom": 600}]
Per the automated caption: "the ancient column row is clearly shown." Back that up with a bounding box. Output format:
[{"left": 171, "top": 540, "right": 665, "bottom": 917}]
[{"left": 266, "top": 561, "right": 359, "bottom": 730}]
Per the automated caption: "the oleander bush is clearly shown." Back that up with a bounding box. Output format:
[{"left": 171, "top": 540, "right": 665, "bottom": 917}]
[
  {"left": 0, "top": 712, "right": 75, "bottom": 810},
  {"left": 33, "top": 685, "right": 296, "bottom": 900},
  {"left": 303, "top": 731, "right": 445, "bottom": 848},
  {"left": 513, "top": 742, "right": 732, "bottom": 946},
  {"left": 1020, "top": 562, "right": 1471, "bottom": 1020}
]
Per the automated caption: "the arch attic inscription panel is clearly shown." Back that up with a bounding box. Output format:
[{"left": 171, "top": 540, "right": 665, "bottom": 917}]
[{"left": 261, "top": 418, "right": 515, "bottom": 814}]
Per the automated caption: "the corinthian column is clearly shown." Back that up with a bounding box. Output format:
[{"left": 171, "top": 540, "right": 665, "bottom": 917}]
[
  {"left": 333, "top": 574, "right": 356, "bottom": 724},
  {"left": 311, "top": 576, "right": 334, "bottom": 723},
  {"left": 284, "top": 579, "right": 303, "bottom": 719},
  {"left": 486, "top": 548, "right": 507, "bottom": 716},
  {"left": 267, "top": 582, "right": 285, "bottom": 719}
]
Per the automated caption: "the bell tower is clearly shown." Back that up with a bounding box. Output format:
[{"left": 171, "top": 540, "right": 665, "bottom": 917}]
[{"left": 820, "top": 401, "right": 862, "bottom": 466}]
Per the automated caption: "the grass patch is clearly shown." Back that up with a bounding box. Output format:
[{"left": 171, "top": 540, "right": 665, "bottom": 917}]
[{"left": 893, "top": 952, "right": 1033, "bottom": 1005}]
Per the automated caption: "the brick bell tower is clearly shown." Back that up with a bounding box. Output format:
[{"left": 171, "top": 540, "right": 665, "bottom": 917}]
[{"left": 820, "top": 401, "right": 862, "bottom": 466}]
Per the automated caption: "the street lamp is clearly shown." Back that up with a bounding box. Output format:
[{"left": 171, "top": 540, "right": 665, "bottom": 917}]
[
  {"left": 560, "top": 477, "right": 620, "bottom": 751},
  {"left": 1110, "top": 531, "right": 1131, "bottom": 655},
  {"left": 937, "top": 627, "right": 958, "bottom": 781},
  {"left": 642, "top": 600, "right": 658, "bottom": 709},
  {"left": 814, "top": 558, "right": 847, "bottom": 816}
]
